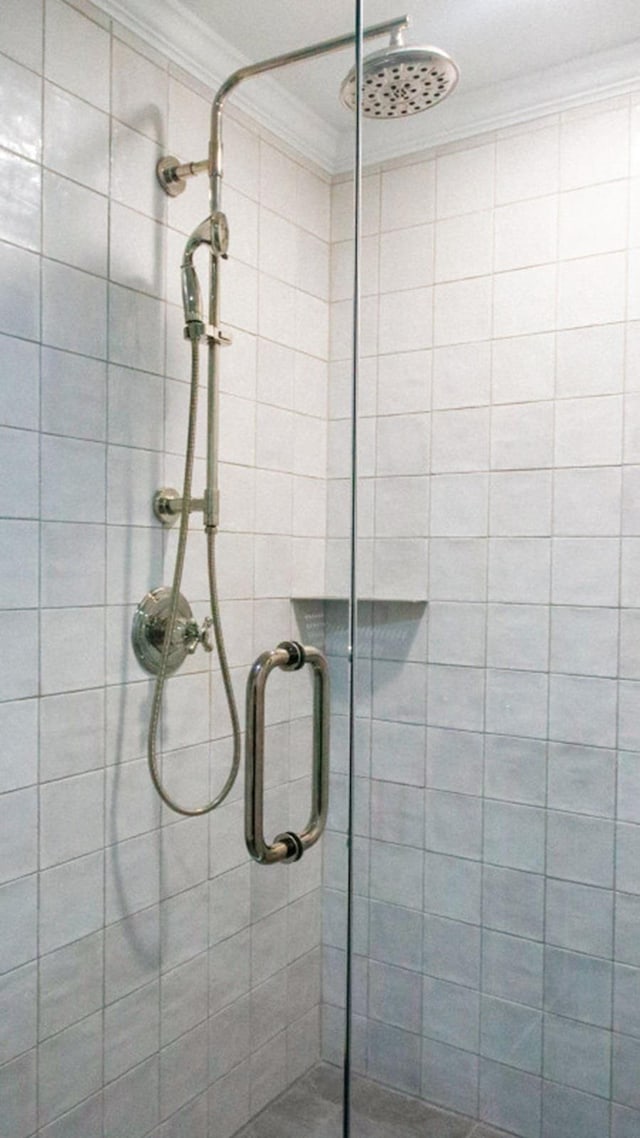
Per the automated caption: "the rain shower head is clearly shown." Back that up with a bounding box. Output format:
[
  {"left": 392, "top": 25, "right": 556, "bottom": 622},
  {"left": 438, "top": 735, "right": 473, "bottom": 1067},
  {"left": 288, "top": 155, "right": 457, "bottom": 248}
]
[{"left": 340, "top": 30, "right": 459, "bottom": 119}]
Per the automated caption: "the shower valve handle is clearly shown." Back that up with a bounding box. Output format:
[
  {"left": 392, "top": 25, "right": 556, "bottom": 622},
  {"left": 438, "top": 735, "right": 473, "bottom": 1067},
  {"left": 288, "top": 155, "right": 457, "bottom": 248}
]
[{"left": 184, "top": 616, "right": 215, "bottom": 654}]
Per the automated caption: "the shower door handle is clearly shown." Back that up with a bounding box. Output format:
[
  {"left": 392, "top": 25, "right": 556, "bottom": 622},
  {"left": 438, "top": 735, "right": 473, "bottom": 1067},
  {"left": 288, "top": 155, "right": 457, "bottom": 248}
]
[{"left": 245, "top": 641, "right": 330, "bottom": 864}]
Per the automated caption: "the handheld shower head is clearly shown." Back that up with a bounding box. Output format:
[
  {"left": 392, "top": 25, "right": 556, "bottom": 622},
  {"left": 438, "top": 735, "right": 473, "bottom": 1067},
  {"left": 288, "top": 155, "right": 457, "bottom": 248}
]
[{"left": 340, "top": 30, "right": 459, "bottom": 119}]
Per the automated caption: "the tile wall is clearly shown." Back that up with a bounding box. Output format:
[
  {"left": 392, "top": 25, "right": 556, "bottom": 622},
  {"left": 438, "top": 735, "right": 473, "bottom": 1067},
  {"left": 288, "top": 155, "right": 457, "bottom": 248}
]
[
  {"left": 322, "top": 92, "right": 640, "bottom": 1138},
  {"left": 0, "top": 1, "right": 333, "bottom": 1135}
]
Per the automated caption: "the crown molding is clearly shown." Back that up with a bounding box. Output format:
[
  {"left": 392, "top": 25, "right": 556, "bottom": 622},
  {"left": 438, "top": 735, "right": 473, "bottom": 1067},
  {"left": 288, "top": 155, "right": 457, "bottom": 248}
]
[
  {"left": 94, "top": 0, "right": 342, "bottom": 170},
  {"left": 94, "top": 0, "right": 640, "bottom": 175}
]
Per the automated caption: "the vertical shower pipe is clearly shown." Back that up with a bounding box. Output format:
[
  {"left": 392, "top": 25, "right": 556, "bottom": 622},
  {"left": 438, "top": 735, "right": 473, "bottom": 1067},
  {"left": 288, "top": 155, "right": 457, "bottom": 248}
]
[{"left": 200, "top": 16, "right": 411, "bottom": 531}]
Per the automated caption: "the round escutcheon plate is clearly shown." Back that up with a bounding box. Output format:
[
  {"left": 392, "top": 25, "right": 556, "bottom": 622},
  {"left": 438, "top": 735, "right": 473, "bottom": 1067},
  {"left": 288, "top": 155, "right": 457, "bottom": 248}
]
[{"left": 132, "top": 586, "right": 194, "bottom": 676}]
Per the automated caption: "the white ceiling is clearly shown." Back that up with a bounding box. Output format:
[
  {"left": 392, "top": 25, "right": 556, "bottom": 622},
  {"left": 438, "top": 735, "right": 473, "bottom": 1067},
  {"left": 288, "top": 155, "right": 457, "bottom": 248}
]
[{"left": 99, "top": 0, "right": 640, "bottom": 170}]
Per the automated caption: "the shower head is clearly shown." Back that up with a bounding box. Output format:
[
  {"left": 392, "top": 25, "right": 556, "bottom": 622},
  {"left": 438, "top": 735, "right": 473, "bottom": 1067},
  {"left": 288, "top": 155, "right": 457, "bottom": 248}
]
[{"left": 340, "top": 31, "right": 459, "bottom": 119}]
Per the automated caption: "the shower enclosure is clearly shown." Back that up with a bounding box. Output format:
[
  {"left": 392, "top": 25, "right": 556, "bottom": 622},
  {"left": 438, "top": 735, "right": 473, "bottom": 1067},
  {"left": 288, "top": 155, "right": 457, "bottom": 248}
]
[{"left": 1, "top": 0, "right": 640, "bottom": 1135}]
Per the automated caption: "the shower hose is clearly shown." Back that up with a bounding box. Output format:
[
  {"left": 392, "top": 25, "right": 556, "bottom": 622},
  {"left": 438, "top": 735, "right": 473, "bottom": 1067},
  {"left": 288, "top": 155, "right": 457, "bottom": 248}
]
[{"left": 147, "top": 335, "right": 241, "bottom": 816}]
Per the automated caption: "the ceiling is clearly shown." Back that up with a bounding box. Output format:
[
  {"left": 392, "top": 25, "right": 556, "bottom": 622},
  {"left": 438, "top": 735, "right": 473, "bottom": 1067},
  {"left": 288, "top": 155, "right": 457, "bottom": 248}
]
[{"left": 99, "top": 0, "right": 640, "bottom": 170}]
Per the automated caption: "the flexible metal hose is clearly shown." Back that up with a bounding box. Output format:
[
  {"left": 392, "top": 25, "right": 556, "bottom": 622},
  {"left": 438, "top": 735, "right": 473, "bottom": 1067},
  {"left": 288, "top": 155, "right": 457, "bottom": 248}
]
[{"left": 147, "top": 335, "right": 241, "bottom": 816}]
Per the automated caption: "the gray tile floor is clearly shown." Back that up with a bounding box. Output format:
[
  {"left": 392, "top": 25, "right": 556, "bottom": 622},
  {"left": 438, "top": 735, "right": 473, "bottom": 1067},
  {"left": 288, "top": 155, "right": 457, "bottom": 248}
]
[{"left": 233, "top": 1064, "right": 517, "bottom": 1138}]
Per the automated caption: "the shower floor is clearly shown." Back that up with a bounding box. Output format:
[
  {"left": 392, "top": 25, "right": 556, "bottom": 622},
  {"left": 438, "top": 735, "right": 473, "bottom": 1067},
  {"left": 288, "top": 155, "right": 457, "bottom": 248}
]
[{"left": 233, "top": 1063, "right": 516, "bottom": 1138}]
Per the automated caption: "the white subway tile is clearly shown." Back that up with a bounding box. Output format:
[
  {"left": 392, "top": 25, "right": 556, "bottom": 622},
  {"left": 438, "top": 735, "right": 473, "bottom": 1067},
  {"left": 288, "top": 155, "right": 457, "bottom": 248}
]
[
  {"left": 493, "top": 264, "right": 556, "bottom": 338},
  {"left": 561, "top": 104, "right": 629, "bottom": 189},
  {"left": 44, "top": 0, "right": 109, "bottom": 110},
  {"left": 381, "top": 160, "right": 435, "bottom": 231},
  {"left": 557, "top": 251, "right": 627, "bottom": 328},
  {"left": 0, "top": 242, "right": 40, "bottom": 340},
  {"left": 39, "top": 850, "right": 104, "bottom": 953},
  {"left": 494, "top": 195, "right": 558, "bottom": 272},
  {"left": 437, "top": 144, "right": 494, "bottom": 219},
  {"left": 0, "top": 0, "right": 43, "bottom": 71},
  {"left": 380, "top": 224, "right": 434, "bottom": 292},
  {"left": 0, "top": 333, "right": 39, "bottom": 430},
  {"left": 112, "top": 38, "right": 168, "bottom": 143},
  {"left": 434, "top": 276, "right": 491, "bottom": 346},
  {"left": 496, "top": 125, "right": 559, "bottom": 204},
  {"left": 0, "top": 53, "right": 42, "bottom": 161},
  {"left": 0, "top": 610, "right": 39, "bottom": 701},
  {"left": 379, "top": 286, "right": 433, "bottom": 353},
  {"left": 556, "top": 322, "right": 625, "bottom": 397},
  {"left": 0, "top": 149, "right": 40, "bottom": 251},
  {"left": 435, "top": 210, "right": 493, "bottom": 282},
  {"left": 44, "top": 82, "right": 109, "bottom": 192}
]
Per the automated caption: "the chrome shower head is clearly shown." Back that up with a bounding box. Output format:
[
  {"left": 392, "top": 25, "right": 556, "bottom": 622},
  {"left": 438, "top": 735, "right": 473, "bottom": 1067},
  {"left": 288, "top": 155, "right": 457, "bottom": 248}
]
[{"left": 340, "top": 31, "right": 459, "bottom": 119}]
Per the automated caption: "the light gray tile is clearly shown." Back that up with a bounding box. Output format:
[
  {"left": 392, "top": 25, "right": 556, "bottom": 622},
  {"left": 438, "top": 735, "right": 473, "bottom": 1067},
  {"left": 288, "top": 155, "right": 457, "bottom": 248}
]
[
  {"left": 614, "top": 963, "right": 640, "bottom": 1037},
  {"left": 425, "top": 852, "right": 481, "bottom": 924},
  {"left": 542, "top": 1081, "right": 610, "bottom": 1138},
  {"left": 161, "top": 951, "right": 209, "bottom": 1046},
  {"left": 479, "top": 1059, "right": 541, "bottom": 1138},
  {"left": 542, "top": 1015, "right": 600, "bottom": 1106},
  {"left": 39, "top": 931, "right": 103, "bottom": 1040},
  {"left": 483, "top": 800, "right": 545, "bottom": 873},
  {"left": 370, "top": 840, "right": 424, "bottom": 911},
  {"left": 618, "top": 752, "right": 640, "bottom": 822},
  {"left": 427, "top": 728, "right": 484, "bottom": 796},
  {"left": 549, "top": 674, "right": 617, "bottom": 748},
  {"left": 425, "top": 790, "right": 482, "bottom": 860},
  {"left": 422, "top": 1038, "right": 479, "bottom": 1116},
  {"left": 544, "top": 946, "right": 612, "bottom": 1027},
  {"left": 613, "top": 1103, "right": 640, "bottom": 1137},
  {"left": 486, "top": 603, "right": 549, "bottom": 671},
  {"left": 0, "top": 874, "right": 37, "bottom": 974},
  {"left": 369, "top": 901, "right": 423, "bottom": 973},
  {"left": 366, "top": 1022, "right": 421, "bottom": 1099},
  {"left": 482, "top": 930, "right": 543, "bottom": 1010},
  {"left": 613, "top": 1032, "right": 640, "bottom": 1109},
  {"left": 486, "top": 668, "right": 548, "bottom": 738},
  {"left": 550, "top": 604, "right": 619, "bottom": 677},
  {"left": 209, "top": 996, "right": 251, "bottom": 1082},
  {"left": 545, "top": 879, "right": 614, "bottom": 957},
  {"left": 250, "top": 969, "right": 287, "bottom": 1050},
  {"left": 369, "top": 960, "right": 422, "bottom": 1033},
  {"left": 105, "top": 907, "right": 160, "bottom": 1004},
  {"left": 423, "top": 976, "right": 480, "bottom": 1052},
  {"left": 480, "top": 995, "right": 542, "bottom": 1074},
  {"left": 0, "top": 961, "right": 36, "bottom": 1064},
  {"left": 371, "top": 780, "right": 424, "bottom": 848},
  {"left": 424, "top": 915, "right": 481, "bottom": 988},
  {"left": 38, "top": 1010, "right": 103, "bottom": 1126},
  {"left": 0, "top": 1049, "right": 36, "bottom": 1138},
  {"left": 548, "top": 742, "right": 616, "bottom": 816},
  {"left": 209, "top": 930, "right": 250, "bottom": 1016},
  {"left": 105, "top": 980, "right": 159, "bottom": 1083},
  {"left": 546, "top": 811, "right": 614, "bottom": 887},
  {"left": 617, "top": 822, "right": 640, "bottom": 894},
  {"left": 483, "top": 865, "right": 544, "bottom": 940},
  {"left": 160, "top": 1020, "right": 209, "bottom": 1120},
  {"left": 39, "top": 1092, "right": 103, "bottom": 1138},
  {"left": 484, "top": 735, "right": 546, "bottom": 806},
  {"left": 615, "top": 891, "right": 640, "bottom": 964},
  {"left": 104, "top": 1055, "right": 159, "bottom": 1138},
  {"left": 368, "top": 723, "right": 423, "bottom": 787},
  {"left": 39, "top": 850, "right": 104, "bottom": 954}
]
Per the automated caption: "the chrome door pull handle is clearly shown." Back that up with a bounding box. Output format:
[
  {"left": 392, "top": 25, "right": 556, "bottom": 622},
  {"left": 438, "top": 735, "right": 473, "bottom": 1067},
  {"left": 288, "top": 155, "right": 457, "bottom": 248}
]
[{"left": 245, "top": 641, "right": 330, "bottom": 864}]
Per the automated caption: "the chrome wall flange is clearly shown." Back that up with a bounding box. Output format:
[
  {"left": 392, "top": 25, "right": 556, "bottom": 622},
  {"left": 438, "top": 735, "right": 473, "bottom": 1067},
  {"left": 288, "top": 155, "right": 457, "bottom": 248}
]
[
  {"left": 156, "top": 155, "right": 187, "bottom": 197},
  {"left": 132, "top": 587, "right": 197, "bottom": 676},
  {"left": 153, "top": 488, "right": 181, "bottom": 526}
]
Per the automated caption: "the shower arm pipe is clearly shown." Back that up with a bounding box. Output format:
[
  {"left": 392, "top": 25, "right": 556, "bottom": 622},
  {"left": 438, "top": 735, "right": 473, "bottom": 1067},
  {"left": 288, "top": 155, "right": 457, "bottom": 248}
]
[{"left": 159, "top": 16, "right": 410, "bottom": 197}]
